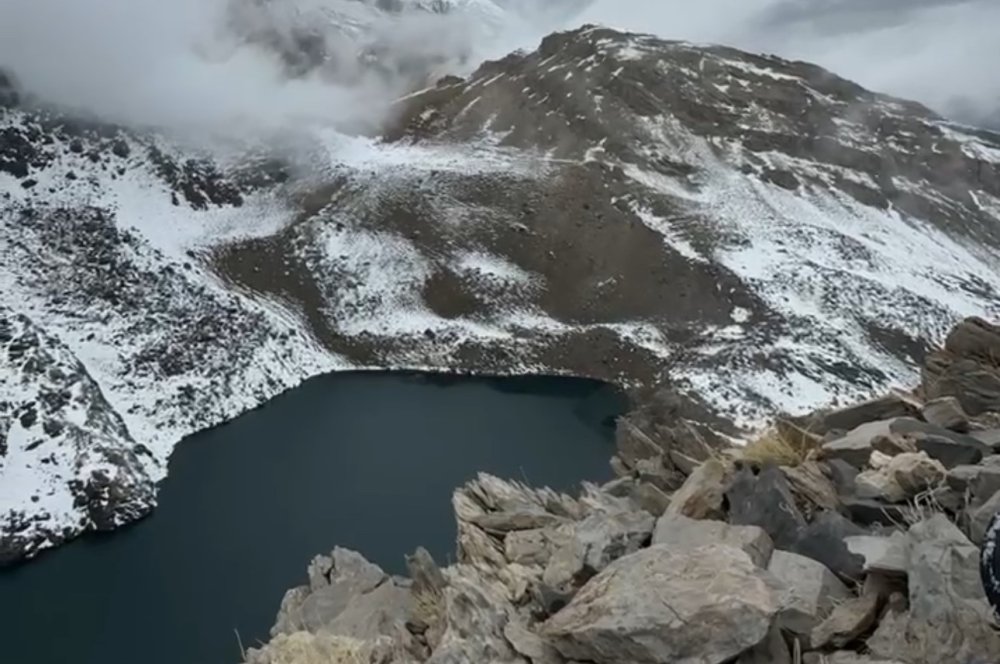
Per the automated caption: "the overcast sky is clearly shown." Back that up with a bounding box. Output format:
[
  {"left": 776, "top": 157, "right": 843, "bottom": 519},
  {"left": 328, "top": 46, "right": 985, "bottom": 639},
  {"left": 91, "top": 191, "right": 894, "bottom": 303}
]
[{"left": 0, "top": 0, "right": 995, "bottom": 133}]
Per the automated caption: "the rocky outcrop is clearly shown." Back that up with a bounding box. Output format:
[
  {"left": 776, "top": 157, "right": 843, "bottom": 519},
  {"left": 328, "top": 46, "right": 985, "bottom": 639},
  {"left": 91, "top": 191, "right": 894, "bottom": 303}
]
[
  {"left": 541, "top": 544, "right": 779, "bottom": 664},
  {"left": 245, "top": 316, "right": 1000, "bottom": 664}
]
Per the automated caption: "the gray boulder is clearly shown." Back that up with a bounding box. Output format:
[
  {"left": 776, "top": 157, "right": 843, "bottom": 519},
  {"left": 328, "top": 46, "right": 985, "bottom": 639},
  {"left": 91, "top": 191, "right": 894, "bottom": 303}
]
[
  {"left": 630, "top": 481, "right": 672, "bottom": 516},
  {"left": 653, "top": 512, "right": 774, "bottom": 567},
  {"left": 922, "top": 396, "right": 970, "bottom": 433},
  {"left": 541, "top": 544, "right": 779, "bottom": 664},
  {"left": 824, "top": 458, "right": 861, "bottom": 496},
  {"left": 540, "top": 509, "right": 654, "bottom": 602},
  {"left": 736, "top": 625, "right": 791, "bottom": 664},
  {"left": 910, "top": 429, "right": 988, "bottom": 468},
  {"left": 505, "top": 526, "right": 574, "bottom": 567},
  {"left": 948, "top": 464, "right": 1000, "bottom": 506},
  {"left": 635, "top": 456, "right": 684, "bottom": 492},
  {"left": 867, "top": 514, "right": 1000, "bottom": 663},
  {"left": 726, "top": 466, "right": 806, "bottom": 549},
  {"left": 576, "top": 510, "right": 655, "bottom": 572},
  {"left": 891, "top": 418, "right": 989, "bottom": 468},
  {"left": 503, "top": 620, "right": 563, "bottom": 664},
  {"left": 790, "top": 510, "right": 867, "bottom": 582},
  {"left": 871, "top": 432, "right": 918, "bottom": 457},
  {"left": 273, "top": 547, "right": 406, "bottom": 637},
  {"left": 781, "top": 461, "right": 841, "bottom": 515},
  {"left": 767, "top": 549, "right": 851, "bottom": 636},
  {"left": 426, "top": 567, "right": 522, "bottom": 664},
  {"left": 854, "top": 452, "right": 946, "bottom": 503},
  {"left": 971, "top": 430, "right": 1000, "bottom": 451},
  {"left": 810, "top": 591, "right": 880, "bottom": 650},
  {"left": 922, "top": 318, "right": 1000, "bottom": 416},
  {"left": 842, "top": 497, "right": 907, "bottom": 528},
  {"left": 665, "top": 458, "right": 730, "bottom": 520},
  {"left": 967, "top": 488, "right": 1000, "bottom": 545}
]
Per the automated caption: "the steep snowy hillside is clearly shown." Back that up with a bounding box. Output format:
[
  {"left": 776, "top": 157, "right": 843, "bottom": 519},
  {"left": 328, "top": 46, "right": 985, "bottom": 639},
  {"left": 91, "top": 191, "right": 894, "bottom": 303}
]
[
  {"left": 0, "top": 102, "right": 343, "bottom": 562},
  {"left": 3, "top": 24, "right": 1000, "bottom": 563},
  {"left": 0, "top": 307, "right": 154, "bottom": 562}
]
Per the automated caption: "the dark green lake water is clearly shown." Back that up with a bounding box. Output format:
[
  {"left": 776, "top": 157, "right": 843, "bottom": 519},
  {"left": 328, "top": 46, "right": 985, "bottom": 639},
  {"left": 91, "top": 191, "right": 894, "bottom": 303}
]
[{"left": 0, "top": 372, "right": 625, "bottom": 664}]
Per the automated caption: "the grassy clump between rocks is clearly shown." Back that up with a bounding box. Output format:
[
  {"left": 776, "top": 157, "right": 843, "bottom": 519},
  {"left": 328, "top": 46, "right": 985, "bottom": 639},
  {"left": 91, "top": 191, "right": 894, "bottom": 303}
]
[{"left": 741, "top": 421, "right": 820, "bottom": 468}]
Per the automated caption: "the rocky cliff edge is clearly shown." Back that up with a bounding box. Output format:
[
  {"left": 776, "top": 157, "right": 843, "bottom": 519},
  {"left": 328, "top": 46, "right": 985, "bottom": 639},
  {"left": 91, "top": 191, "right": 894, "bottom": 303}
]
[{"left": 245, "top": 316, "right": 1000, "bottom": 664}]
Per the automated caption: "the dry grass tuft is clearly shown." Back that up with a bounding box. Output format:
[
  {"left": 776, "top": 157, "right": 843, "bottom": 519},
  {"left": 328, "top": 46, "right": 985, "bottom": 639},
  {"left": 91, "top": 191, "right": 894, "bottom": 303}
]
[
  {"left": 741, "top": 424, "right": 818, "bottom": 467},
  {"left": 242, "top": 632, "right": 371, "bottom": 664},
  {"left": 412, "top": 587, "right": 445, "bottom": 631}
]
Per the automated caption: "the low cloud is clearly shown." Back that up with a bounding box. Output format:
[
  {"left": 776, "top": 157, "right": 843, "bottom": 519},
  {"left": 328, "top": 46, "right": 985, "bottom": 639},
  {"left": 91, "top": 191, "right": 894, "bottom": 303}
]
[
  {"left": 0, "top": 0, "right": 996, "bottom": 138},
  {"left": 0, "top": 0, "right": 488, "bottom": 136}
]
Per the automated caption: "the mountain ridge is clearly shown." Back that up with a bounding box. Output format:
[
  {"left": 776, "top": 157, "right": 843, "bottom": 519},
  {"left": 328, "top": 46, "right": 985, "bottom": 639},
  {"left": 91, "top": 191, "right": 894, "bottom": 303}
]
[{"left": 2, "top": 23, "right": 1000, "bottom": 564}]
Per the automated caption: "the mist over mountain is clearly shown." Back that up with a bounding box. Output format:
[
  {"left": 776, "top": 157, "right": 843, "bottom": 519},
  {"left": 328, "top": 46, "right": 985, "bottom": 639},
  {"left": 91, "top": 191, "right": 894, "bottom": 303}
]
[{"left": 1, "top": 0, "right": 997, "bottom": 138}]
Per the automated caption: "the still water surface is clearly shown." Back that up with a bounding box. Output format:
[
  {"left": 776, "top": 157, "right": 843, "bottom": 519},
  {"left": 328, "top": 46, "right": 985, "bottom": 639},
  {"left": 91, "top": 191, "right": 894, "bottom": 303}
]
[{"left": 0, "top": 372, "right": 625, "bottom": 664}]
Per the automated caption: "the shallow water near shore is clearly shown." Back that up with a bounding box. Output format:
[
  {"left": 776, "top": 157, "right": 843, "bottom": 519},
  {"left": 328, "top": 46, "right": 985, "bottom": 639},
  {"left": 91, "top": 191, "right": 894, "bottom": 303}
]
[{"left": 0, "top": 371, "right": 625, "bottom": 664}]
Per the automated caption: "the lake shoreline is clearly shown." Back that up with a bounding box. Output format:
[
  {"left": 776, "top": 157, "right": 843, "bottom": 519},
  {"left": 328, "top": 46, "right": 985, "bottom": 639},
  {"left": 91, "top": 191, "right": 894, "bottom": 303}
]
[{"left": 0, "top": 372, "right": 628, "bottom": 664}]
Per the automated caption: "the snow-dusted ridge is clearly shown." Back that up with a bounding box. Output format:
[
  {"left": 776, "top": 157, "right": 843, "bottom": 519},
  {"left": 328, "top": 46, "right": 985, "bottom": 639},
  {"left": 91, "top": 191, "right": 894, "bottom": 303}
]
[{"left": 4, "top": 22, "right": 1000, "bottom": 563}]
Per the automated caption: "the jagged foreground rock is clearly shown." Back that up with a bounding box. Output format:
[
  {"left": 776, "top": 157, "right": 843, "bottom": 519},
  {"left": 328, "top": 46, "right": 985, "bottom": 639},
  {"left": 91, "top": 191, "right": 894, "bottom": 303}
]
[
  {"left": 246, "top": 317, "right": 1000, "bottom": 664},
  {"left": 4, "top": 21, "right": 1000, "bottom": 561}
]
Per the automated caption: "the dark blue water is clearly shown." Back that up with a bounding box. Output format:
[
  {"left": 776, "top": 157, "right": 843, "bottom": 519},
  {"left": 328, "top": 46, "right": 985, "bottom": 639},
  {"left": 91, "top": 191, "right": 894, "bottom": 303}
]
[{"left": 0, "top": 372, "right": 625, "bottom": 664}]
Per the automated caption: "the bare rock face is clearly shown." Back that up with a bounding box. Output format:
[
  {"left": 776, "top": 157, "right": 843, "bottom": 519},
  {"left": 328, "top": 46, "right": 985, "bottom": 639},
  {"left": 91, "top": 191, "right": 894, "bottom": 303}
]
[
  {"left": 867, "top": 515, "right": 1000, "bottom": 664},
  {"left": 271, "top": 547, "right": 414, "bottom": 645},
  {"left": 540, "top": 544, "right": 780, "bottom": 664},
  {"left": 923, "top": 319, "right": 1000, "bottom": 417},
  {"left": 425, "top": 566, "right": 523, "bottom": 664}
]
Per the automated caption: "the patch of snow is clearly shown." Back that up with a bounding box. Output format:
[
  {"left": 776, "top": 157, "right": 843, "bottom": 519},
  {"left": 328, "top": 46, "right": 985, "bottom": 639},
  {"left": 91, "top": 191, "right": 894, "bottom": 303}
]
[{"left": 454, "top": 250, "right": 537, "bottom": 286}]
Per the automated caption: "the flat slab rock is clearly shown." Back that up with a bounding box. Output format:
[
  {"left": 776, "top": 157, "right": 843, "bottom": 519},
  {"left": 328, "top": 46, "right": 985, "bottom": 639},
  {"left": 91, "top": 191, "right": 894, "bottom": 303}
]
[
  {"left": 652, "top": 512, "right": 774, "bottom": 567},
  {"left": 843, "top": 533, "right": 909, "bottom": 575},
  {"left": 822, "top": 417, "right": 988, "bottom": 469},
  {"left": 541, "top": 543, "right": 779, "bottom": 664}
]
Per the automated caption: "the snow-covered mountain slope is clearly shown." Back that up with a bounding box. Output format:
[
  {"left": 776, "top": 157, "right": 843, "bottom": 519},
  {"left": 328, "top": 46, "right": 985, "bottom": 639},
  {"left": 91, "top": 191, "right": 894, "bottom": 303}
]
[
  {"left": 376, "top": 25, "right": 1000, "bottom": 414},
  {"left": 3, "top": 23, "right": 1000, "bottom": 563},
  {"left": 0, "top": 307, "right": 154, "bottom": 562},
  {"left": 0, "top": 104, "right": 344, "bottom": 562}
]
